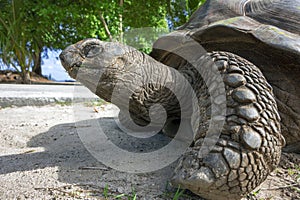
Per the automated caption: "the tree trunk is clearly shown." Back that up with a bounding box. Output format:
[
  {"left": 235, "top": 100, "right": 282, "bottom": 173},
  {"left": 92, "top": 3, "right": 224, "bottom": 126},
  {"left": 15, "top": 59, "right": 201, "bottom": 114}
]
[
  {"left": 99, "top": 11, "right": 113, "bottom": 42},
  {"left": 119, "top": 0, "right": 124, "bottom": 43},
  {"left": 21, "top": 70, "right": 31, "bottom": 84},
  {"left": 32, "top": 48, "right": 42, "bottom": 76}
]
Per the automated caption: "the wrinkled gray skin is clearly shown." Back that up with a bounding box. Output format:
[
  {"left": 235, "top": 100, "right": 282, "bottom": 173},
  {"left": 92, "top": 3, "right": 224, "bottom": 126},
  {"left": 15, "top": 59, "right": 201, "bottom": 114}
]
[
  {"left": 59, "top": 0, "right": 300, "bottom": 199},
  {"left": 60, "top": 39, "right": 284, "bottom": 200},
  {"left": 59, "top": 39, "right": 190, "bottom": 127}
]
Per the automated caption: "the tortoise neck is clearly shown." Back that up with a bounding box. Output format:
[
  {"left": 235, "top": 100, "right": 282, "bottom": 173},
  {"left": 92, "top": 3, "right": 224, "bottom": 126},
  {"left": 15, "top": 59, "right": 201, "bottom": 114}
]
[{"left": 99, "top": 50, "right": 200, "bottom": 127}]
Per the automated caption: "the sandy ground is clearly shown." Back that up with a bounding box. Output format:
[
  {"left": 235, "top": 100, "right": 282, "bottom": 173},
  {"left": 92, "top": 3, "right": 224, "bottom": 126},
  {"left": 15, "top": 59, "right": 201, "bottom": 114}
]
[{"left": 0, "top": 104, "right": 299, "bottom": 200}]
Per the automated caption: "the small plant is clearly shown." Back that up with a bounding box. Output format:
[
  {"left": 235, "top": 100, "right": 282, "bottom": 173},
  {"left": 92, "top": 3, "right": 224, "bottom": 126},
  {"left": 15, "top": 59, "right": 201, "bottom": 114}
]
[
  {"left": 163, "top": 182, "right": 197, "bottom": 200},
  {"left": 173, "top": 186, "right": 185, "bottom": 200},
  {"left": 113, "top": 191, "right": 137, "bottom": 200},
  {"left": 252, "top": 189, "right": 261, "bottom": 196},
  {"left": 103, "top": 184, "right": 109, "bottom": 198},
  {"left": 128, "top": 188, "right": 137, "bottom": 200},
  {"left": 274, "top": 168, "right": 280, "bottom": 174},
  {"left": 105, "top": 186, "right": 137, "bottom": 200},
  {"left": 84, "top": 99, "right": 107, "bottom": 107},
  {"left": 114, "top": 193, "right": 126, "bottom": 199},
  {"left": 288, "top": 165, "right": 300, "bottom": 180},
  {"left": 288, "top": 168, "right": 296, "bottom": 176}
]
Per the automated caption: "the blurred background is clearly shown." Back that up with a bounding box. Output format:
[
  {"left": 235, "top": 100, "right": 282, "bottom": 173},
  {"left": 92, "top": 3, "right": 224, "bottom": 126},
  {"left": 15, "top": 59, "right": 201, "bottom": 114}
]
[{"left": 0, "top": 0, "right": 206, "bottom": 84}]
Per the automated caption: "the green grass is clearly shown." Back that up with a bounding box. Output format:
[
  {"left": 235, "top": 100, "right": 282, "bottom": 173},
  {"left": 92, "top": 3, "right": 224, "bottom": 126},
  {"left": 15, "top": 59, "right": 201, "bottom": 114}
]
[
  {"left": 43, "top": 184, "right": 138, "bottom": 199},
  {"left": 103, "top": 184, "right": 109, "bottom": 198},
  {"left": 286, "top": 165, "right": 300, "bottom": 194},
  {"left": 288, "top": 168, "right": 296, "bottom": 176},
  {"left": 100, "top": 185, "right": 137, "bottom": 200},
  {"left": 173, "top": 186, "right": 185, "bottom": 200},
  {"left": 162, "top": 183, "right": 198, "bottom": 200},
  {"left": 251, "top": 189, "right": 261, "bottom": 196},
  {"left": 288, "top": 165, "right": 300, "bottom": 178},
  {"left": 84, "top": 99, "right": 107, "bottom": 107}
]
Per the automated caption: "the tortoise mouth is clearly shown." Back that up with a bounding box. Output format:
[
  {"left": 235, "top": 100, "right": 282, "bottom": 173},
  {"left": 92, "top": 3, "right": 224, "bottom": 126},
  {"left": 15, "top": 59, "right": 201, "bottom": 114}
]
[
  {"left": 65, "top": 62, "right": 82, "bottom": 79},
  {"left": 68, "top": 61, "right": 82, "bottom": 73},
  {"left": 59, "top": 47, "right": 84, "bottom": 78}
]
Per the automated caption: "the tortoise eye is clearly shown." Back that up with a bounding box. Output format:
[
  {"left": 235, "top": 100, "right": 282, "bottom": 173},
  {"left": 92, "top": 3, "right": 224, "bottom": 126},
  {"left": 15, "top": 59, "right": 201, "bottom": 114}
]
[{"left": 83, "top": 44, "right": 103, "bottom": 58}]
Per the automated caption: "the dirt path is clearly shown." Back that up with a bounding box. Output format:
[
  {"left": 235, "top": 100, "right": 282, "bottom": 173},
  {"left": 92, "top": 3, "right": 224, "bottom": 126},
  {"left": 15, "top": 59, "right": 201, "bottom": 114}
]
[{"left": 0, "top": 104, "right": 299, "bottom": 199}]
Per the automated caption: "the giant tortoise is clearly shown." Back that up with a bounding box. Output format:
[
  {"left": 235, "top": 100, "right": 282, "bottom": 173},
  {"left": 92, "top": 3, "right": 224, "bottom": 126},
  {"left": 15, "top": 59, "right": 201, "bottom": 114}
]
[{"left": 59, "top": 0, "right": 300, "bottom": 199}]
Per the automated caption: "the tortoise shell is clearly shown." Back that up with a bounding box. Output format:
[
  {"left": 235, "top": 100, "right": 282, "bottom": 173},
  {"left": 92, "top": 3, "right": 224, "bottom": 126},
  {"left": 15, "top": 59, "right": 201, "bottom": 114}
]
[{"left": 151, "top": 0, "right": 300, "bottom": 151}]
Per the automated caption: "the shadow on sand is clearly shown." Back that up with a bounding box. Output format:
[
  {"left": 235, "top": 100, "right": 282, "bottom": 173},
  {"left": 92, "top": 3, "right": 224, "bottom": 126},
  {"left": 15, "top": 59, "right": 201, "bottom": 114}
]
[{"left": 0, "top": 117, "right": 188, "bottom": 198}]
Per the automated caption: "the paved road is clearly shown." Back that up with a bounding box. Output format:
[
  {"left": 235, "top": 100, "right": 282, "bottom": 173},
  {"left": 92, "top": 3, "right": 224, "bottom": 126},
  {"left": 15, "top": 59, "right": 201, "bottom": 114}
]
[{"left": 0, "top": 84, "right": 99, "bottom": 107}]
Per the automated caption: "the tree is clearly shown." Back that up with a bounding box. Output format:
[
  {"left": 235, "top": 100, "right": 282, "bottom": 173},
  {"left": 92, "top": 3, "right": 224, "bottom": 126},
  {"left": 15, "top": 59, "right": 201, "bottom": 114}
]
[
  {"left": 0, "top": 0, "right": 206, "bottom": 83},
  {"left": 167, "top": 0, "right": 207, "bottom": 29},
  {"left": 0, "top": 0, "right": 33, "bottom": 83}
]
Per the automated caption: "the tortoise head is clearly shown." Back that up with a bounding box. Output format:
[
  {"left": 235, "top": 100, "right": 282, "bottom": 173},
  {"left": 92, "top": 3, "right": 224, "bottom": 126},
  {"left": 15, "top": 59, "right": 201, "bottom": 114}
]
[{"left": 59, "top": 38, "right": 136, "bottom": 101}]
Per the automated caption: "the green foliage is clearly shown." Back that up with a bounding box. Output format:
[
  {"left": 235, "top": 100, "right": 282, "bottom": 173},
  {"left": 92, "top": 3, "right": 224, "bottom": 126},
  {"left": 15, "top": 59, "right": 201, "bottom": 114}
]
[
  {"left": 0, "top": 0, "right": 33, "bottom": 82},
  {"left": 167, "top": 0, "right": 207, "bottom": 29},
  {"left": 124, "top": 27, "right": 169, "bottom": 54},
  {"left": 0, "top": 0, "right": 207, "bottom": 82}
]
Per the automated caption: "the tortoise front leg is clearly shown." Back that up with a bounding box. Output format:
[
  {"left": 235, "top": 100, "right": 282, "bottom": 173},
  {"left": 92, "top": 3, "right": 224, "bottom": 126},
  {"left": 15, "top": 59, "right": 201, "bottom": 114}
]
[{"left": 171, "top": 52, "right": 285, "bottom": 200}]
